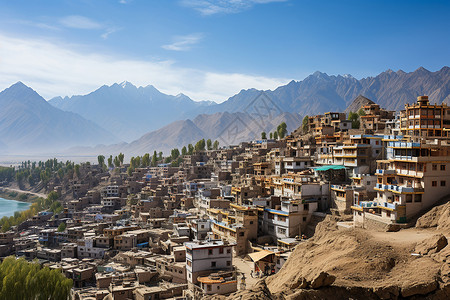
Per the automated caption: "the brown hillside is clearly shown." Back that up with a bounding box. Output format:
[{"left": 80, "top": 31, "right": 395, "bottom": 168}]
[{"left": 212, "top": 204, "right": 450, "bottom": 300}]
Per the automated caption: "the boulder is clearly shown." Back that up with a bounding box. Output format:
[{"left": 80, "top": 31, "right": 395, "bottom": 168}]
[
  {"left": 415, "top": 234, "right": 448, "bottom": 255},
  {"left": 309, "top": 272, "right": 336, "bottom": 289},
  {"left": 401, "top": 281, "right": 438, "bottom": 297},
  {"left": 373, "top": 286, "right": 400, "bottom": 300}
]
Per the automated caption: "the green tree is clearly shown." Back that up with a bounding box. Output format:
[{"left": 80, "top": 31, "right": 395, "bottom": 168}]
[
  {"left": 274, "top": 131, "right": 278, "bottom": 140},
  {"left": 269, "top": 132, "right": 273, "bottom": 139},
  {"left": 142, "top": 153, "right": 150, "bottom": 167},
  {"left": 206, "top": 139, "right": 212, "bottom": 150},
  {"left": 302, "top": 115, "right": 309, "bottom": 133},
  {"left": 195, "top": 139, "right": 206, "bottom": 152},
  {"left": 261, "top": 132, "right": 267, "bottom": 139},
  {"left": 107, "top": 155, "right": 113, "bottom": 168},
  {"left": 152, "top": 151, "right": 158, "bottom": 167},
  {"left": 158, "top": 152, "right": 163, "bottom": 160},
  {"left": 97, "top": 155, "right": 105, "bottom": 168},
  {"left": 114, "top": 156, "right": 120, "bottom": 167},
  {"left": 57, "top": 222, "right": 66, "bottom": 232},
  {"left": 348, "top": 111, "right": 360, "bottom": 129},
  {"left": 74, "top": 164, "right": 80, "bottom": 178},
  {"left": 182, "top": 146, "right": 187, "bottom": 156},
  {"left": 171, "top": 148, "right": 180, "bottom": 160},
  {"left": 0, "top": 256, "right": 72, "bottom": 299},
  {"left": 277, "top": 122, "right": 287, "bottom": 139},
  {"left": 213, "top": 140, "right": 219, "bottom": 150},
  {"left": 118, "top": 153, "right": 125, "bottom": 165},
  {"left": 135, "top": 156, "right": 141, "bottom": 168},
  {"left": 188, "top": 144, "right": 194, "bottom": 154}
]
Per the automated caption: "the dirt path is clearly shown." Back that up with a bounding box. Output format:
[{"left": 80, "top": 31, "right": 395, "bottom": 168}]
[
  {"left": 0, "top": 187, "right": 47, "bottom": 198},
  {"left": 370, "top": 228, "right": 439, "bottom": 245},
  {"left": 233, "top": 255, "right": 260, "bottom": 289}
]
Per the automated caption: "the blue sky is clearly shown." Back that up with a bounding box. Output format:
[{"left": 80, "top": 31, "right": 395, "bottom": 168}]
[{"left": 0, "top": 0, "right": 449, "bottom": 102}]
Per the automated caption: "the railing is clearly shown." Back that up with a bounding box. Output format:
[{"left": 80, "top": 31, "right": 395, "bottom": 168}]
[
  {"left": 375, "top": 169, "right": 396, "bottom": 175},
  {"left": 386, "top": 185, "right": 423, "bottom": 193},
  {"left": 380, "top": 202, "right": 396, "bottom": 209},
  {"left": 360, "top": 201, "right": 377, "bottom": 208},
  {"left": 375, "top": 183, "right": 388, "bottom": 190}
]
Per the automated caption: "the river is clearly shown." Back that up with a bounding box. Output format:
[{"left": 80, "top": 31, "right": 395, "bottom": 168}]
[{"left": 0, "top": 197, "right": 31, "bottom": 218}]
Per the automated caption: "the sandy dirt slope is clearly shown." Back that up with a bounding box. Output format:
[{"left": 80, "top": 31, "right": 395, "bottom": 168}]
[{"left": 207, "top": 202, "right": 450, "bottom": 300}]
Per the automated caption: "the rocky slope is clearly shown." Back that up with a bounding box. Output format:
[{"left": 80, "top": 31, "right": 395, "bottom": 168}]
[
  {"left": 211, "top": 202, "right": 450, "bottom": 300},
  {"left": 345, "top": 95, "right": 376, "bottom": 114}
]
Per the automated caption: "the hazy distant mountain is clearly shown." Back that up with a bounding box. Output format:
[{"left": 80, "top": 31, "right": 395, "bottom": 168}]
[
  {"left": 49, "top": 82, "right": 214, "bottom": 141},
  {"left": 68, "top": 111, "right": 301, "bottom": 156},
  {"left": 199, "top": 66, "right": 450, "bottom": 115},
  {"left": 0, "top": 82, "right": 118, "bottom": 154}
]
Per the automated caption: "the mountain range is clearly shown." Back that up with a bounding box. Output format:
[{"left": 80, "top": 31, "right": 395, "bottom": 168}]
[
  {"left": 49, "top": 81, "right": 213, "bottom": 141},
  {"left": 1, "top": 66, "right": 449, "bottom": 156},
  {"left": 0, "top": 82, "right": 118, "bottom": 155},
  {"left": 68, "top": 111, "right": 301, "bottom": 156},
  {"left": 199, "top": 66, "right": 450, "bottom": 116}
]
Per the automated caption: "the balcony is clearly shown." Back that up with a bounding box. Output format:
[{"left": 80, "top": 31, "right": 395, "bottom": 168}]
[
  {"left": 375, "top": 183, "right": 388, "bottom": 191},
  {"left": 387, "top": 185, "right": 424, "bottom": 194},
  {"left": 375, "top": 169, "right": 396, "bottom": 175},
  {"left": 379, "top": 202, "right": 397, "bottom": 210},
  {"left": 360, "top": 201, "right": 377, "bottom": 208}
]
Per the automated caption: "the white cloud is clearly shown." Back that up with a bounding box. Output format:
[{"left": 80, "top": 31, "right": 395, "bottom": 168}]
[
  {"left": 180, "top": 0, "right": 288, "bottom": 15},
  {"left": 0, "top": 33, "right": 288, "bottom": 103},
  {"left": 59, "top": 15, "right": 118, "bottom": 39},
  {"left": 119, "top": 0, "right": 131, "bottom": 4},
  {"left": 162, "top": 33, "right": 203, "bottom": 51},
  {"left": 101, "top": 27, "right": 121, "bottom": 40},
  {"left": 59, "top": 15, "right": 103, "bottom": 29}
]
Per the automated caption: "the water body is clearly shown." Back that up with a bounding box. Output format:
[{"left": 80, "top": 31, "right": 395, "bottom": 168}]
[{"left": 0, "top": 197, "right": 31, "bottom": 218}]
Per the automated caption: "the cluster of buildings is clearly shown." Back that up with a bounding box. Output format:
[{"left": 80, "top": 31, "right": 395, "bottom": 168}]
[{"left": 1, "top": 95, "right": 450, "bottom": 299}]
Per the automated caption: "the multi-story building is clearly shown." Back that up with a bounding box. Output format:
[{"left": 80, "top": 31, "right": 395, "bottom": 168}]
[
  {"left": 400, "top": 96, "right": 450, "bottom": 138},
  {"left": 353, "top": 139, "right": 450, "bottom": 227},
  {"left": 185, "top": 240, "right": 236, "bottom": 296},
  {"left": 260, "top": 199, "right": 318, "bottom": 239}
]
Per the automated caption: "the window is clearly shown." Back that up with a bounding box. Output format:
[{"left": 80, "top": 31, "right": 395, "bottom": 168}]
[
  {"left": 303, "top": 217, "right": 307, "bottom": 222},
  {"left": 219, "top": 248, "right": 224, "bottom": 254},
  {"left": 415, "top": 194, "right": 422, "bottom": 203},
  {"left": 211, "top": 261, "right": 216, "bottom": 267},
  {"left": 250, "top": 221, "right": 254, "bottom": 224},
  {"left": 304, "top": 204, "right": 309, "bottom": 210},
  {"left": 207, "top": 285, "right": 211, "bottom": 291},
  {"left": 432, "top": 164, "right": 437, "bottom": 171},
  {"left": 406, "top": 195, "right": 413, "bottom": 203},
  {"left": 432, "top": 181, "right": 437, "bottom": 187},
  {"left": 441, "top": 181, "right": 446, "bottom": 187},
  {"left": 227, "top": 260, "right": 231, "bottom": 266},
  {"left": 441, "top": 165, "right": 446, "bottom": 171},
  {"left": 208, "top": 249, "right": 213, "bottom": 255},
  {"left": 227, "top": 248, "right": 231, "bottom": 254},
  {"left": 239, "top": 232, "right": 245, "bottom": 237}
]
